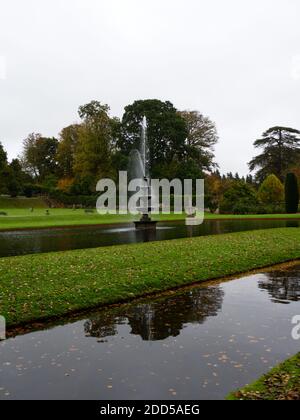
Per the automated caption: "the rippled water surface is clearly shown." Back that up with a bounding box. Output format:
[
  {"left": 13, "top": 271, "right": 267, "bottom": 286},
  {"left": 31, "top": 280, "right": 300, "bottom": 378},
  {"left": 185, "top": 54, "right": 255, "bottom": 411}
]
[{"left": 0, "top": 219, "right": 299, "bottom": 257}]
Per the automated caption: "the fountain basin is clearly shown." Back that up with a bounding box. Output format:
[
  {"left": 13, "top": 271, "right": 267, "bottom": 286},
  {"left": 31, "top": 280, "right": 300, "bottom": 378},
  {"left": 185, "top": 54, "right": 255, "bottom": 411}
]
[
  {"left": 134, "top": 213, "right": 158, "bottom": 230},
  {"left": 134, "top": 220, "right": 158, "bottom": 230}
]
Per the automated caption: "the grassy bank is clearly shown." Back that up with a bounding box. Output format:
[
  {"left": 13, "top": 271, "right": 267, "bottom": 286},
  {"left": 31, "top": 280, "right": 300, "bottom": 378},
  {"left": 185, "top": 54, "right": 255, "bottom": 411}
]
[
  {"left": 228, "top": 353, "right": 300, "bottom": 400},
  {"left": 0, "top": 207, "right": 300, "bottom": 231},
  {"left": 1, "top": 228, "right": 300, "bottom": 329}
]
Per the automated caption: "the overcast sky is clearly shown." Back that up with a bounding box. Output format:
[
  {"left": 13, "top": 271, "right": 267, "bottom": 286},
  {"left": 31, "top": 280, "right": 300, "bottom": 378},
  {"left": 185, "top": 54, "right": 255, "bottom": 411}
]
[{"left": 0, "top": 0, "right": 299, "bottom": 175}]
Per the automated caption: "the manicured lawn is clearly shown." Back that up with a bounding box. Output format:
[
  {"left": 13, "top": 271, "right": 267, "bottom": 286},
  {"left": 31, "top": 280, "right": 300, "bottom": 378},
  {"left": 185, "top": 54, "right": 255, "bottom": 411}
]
[
  {"left": 0, "top": 206, "right": 300, "bottom": 231},
  {"left": 228, "top": 353, "right": 300, "bottom": 400},
  {"left": 1, "top": 228, "right": 300, "bottom": 329}
]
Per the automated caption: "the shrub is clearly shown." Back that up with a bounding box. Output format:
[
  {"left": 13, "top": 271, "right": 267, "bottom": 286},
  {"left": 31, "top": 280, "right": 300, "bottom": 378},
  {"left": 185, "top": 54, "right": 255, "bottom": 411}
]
[
  {"left": 258, "top": 175, "right": 284, "bottom": 204},
  {"left": 220, "top": 182, "right": 258, "bottom": 214},
  {"left": 7, "top": 178, "right": 21, "bottom": 198},
  {"left": 57, "top": 178, "right": 74, "bottom": 193},
  {"left": 255, "top": 203, "right": 285, "bottom": 215},
  {"left": 23, "top": 184, "right": 49, "bottom": 197}
]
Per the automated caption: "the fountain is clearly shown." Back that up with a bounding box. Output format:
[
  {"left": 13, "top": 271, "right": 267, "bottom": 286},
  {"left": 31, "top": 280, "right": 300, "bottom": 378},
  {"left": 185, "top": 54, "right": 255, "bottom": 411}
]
[{"left": 133, "top": 117, "right": 158, "bottom": 230}]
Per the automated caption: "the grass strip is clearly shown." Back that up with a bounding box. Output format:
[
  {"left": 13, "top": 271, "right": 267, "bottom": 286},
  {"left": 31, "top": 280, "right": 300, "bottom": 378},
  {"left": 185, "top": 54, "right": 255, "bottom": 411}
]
[{"left": 228, "top": 353, "right": 300, "bottom": 400}]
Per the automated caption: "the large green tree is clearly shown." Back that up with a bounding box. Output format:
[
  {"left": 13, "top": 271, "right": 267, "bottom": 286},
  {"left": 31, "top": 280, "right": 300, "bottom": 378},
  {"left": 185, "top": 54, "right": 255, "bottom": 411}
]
[
  {"left": 249, "top": 126, "right": 300, "bottom": 182},
  {"left": 6, "top": 159, "right": 27, "bottom": 197},
  {"left": 179, "top": 110, "right": 218, "bottom": 172},
  {"left": 21, "top": 133, "right": 59, "bottom": 181},
  {"left": 0, "top": 149, "right": 27, "bottom": 197},
  {"left": 119, "top": 99, "right": 188, "bottom": 178}
]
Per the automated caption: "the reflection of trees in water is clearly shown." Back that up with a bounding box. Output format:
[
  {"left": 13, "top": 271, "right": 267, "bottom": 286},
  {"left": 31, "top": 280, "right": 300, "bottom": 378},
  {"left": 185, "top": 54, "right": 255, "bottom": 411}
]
[
  {"left": 84, "top": 286, "right": 224, "bottom": 341},
  {"left": 84, "top": 316, "right": 126, "bottom": 340},
  {"left": 258, "top": 267, "right": 300, "bottom": 304}
]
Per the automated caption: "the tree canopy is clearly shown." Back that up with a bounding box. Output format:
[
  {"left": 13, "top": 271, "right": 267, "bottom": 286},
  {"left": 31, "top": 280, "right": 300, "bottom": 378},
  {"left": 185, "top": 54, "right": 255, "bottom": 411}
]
[
  {"left": 118, "top": 100, "right": 218, "bottom": 179},
  {"left": 0, "top": 142, "right": 8, "bottom": 172},
  {"left": 249, "top": 126, "right": 300, "bottom": 182},
  {"left": 119, "top": 99, "right": 188, "bottom": 178},
  {"left": 57, "top": 124, "right": 81, "bottom": 178},
  {"left": 21, "top": 134, "right": 59, "bottom": 181},
  {"left": 220, "top": 182, "right": 258, "bottom": 214},
  {"left": 179, "top": 110, "right": 218, "bottom": 172},
  {"left": 73, "top": 101, "right": 116, "bottom": 190}
]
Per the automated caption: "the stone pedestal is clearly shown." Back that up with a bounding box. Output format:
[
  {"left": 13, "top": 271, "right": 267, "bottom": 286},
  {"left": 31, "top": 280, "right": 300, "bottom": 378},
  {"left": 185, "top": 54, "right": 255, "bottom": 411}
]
[{"left": 134, "top": 214, "right": 157, "bottom": 230}]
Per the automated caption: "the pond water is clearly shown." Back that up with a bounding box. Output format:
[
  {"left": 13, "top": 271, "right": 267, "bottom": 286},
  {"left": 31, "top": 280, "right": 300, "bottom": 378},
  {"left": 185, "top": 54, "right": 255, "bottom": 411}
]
[
  {"left": 0, "top": 219, "right": 299, "bottom": 258},
  {"left": 1, "top": 264, "right": 300, "bottom": 400}
]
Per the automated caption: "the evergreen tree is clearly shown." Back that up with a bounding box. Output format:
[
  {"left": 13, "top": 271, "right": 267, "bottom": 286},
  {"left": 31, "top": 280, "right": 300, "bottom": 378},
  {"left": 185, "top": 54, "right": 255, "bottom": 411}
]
[
  {"left": 285, "top": 173, "right": 299, "bottom": 213},
  {"left": 249, "top": 126, "right": 300, "bottom": 181}
]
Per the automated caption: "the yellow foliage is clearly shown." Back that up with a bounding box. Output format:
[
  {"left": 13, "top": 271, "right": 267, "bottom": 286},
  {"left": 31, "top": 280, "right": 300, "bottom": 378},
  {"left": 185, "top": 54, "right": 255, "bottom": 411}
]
[{"left": 57, "top": 178, "right": 74, "bottom": 193}]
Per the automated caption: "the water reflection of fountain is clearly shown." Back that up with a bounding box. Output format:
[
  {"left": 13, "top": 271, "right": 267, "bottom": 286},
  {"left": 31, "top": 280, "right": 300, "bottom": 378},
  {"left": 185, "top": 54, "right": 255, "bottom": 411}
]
[{"left": 84, "top": 285, "right": 224, "bottom": 342}]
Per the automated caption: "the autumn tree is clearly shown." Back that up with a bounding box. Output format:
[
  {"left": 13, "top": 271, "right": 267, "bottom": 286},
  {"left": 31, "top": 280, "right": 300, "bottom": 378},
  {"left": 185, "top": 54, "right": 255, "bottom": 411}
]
[
  {"left": 73, "top": 101, "right": 115, "bottom": 189},
  {"left": 56, "top": 124, "right": 81, "bottom": 178},
  {"left": 249, "top": 126, "right": 300, "bottom": 182},
  {"left": 205, "top": 172, "right": 223, "bottom": 212}
]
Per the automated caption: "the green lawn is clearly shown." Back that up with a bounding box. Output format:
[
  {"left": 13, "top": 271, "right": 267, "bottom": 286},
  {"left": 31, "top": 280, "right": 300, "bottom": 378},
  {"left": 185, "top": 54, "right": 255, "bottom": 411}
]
[
  {"left": 1, "top": 195, "right": 300, "bottom": 230},
  {"left": 1, "top": 228, "right": 300, "bottom": 329},
  {"left": 228, "top": 353, "right": 300, "bottom": 400},
  {"left": 0, "top": 208, "right": 187, "bottom": 230},
  {"left": 0, "top": 196, "right": 48, "bottom": 209},
  {"left": 0, "top": 205, "right": 300, "bottom": 231}
]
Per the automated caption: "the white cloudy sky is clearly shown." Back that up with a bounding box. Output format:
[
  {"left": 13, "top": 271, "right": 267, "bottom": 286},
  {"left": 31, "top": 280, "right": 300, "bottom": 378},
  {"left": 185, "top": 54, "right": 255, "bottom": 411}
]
[{"left": 0, "top": 0, "right": 299, "bottom": 175}]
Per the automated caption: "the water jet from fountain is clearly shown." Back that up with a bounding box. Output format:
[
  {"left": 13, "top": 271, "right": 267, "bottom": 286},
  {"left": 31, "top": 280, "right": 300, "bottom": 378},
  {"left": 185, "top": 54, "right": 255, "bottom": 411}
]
[{"left": 131, "top": 117, "right": 157, "bottom": 231}]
